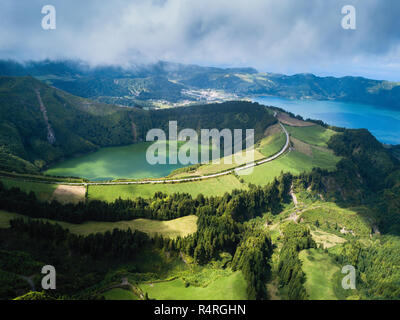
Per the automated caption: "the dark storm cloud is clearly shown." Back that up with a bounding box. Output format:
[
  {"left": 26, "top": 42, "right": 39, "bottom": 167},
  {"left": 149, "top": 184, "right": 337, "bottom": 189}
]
[{"left": 0, "top": 0, "right": 400, "bottom": 79}]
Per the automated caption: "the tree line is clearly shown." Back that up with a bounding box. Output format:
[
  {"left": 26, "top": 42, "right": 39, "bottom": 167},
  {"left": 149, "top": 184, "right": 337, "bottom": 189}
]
[
  {"left": 0, "top": 173, "right": 292, "bottom": 226},
  {"left": 277, "top": 223, "right": 316, "bottom": 300}
]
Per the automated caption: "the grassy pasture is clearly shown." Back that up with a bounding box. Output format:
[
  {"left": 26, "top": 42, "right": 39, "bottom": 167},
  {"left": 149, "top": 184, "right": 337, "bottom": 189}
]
[
  {"left": 277, "top": 113, "right": 315, "bottom": 127},
  {"left": 0, "top": 177, "right": 85, "bottom": 204},
  {"left": 309, "top": 147, "right": 341, "bottom": 170},
  {"left": 0, "top": 177, "right": 57, "bottom": 202},
  {"left": 240, "top": 147, "right": 340, "bottom": 186},
  {"left": 310, "top": 229, "right": 346, "bottom": 249},
  {"left": 285, "top": 125, "right": 337, "bottom": 147},
  {"left": 299, "top": 249, "right": 341, "bottom": 300},
  {"left": 168, "top": 123, "right": 284, "bottom": 178},
  {"left": 102, "top": 288, "right": 138, "bottom": 300},
  {"left": 0, "top": 210, "right": 197, "bottom": 238},
  {"left": 168, "top": 146, "right": 266, "bottom": 178},
  {"left": 138, "top": 271, "right": 247, "bottom": 300},
  {"left": 300, "top": 202, "right": 373, "bottom": 237},
  {"left": 258, "top": 132, "right": 287, "bottom": 158},
  {"left": 88, "top": 175, "right": 246, "bottom": 201},
  {"left": 100, "top": 251, "right": 247, "bottom": 301},
  {"left": 178, "top": 149, "right": 264, "bottom": 177}
]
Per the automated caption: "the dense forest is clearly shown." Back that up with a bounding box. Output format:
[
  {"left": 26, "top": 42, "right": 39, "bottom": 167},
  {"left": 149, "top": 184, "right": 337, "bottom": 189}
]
[
  {"left": 0, "top": 218, "right": 150, "bottom": 299},
  {"left": 277, "top": 223, "right": 316, "bottom": 300}
]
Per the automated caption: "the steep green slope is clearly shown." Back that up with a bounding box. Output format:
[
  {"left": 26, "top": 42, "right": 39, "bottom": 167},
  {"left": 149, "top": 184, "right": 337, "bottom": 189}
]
[
  {"left": 285, "top": 125, "right": 337, "bottom": 147},
  {"left": 0, "top": 76, "right": 137, "bottom": 173},
  {"left": 299, "top": 249, "right": 341, "bottom": 300}
]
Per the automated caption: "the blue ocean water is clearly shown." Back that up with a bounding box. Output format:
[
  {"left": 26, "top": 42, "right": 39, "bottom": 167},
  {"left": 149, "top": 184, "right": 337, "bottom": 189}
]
[{"left": 253, "top": 96, "right": 400, "bottom": 145}]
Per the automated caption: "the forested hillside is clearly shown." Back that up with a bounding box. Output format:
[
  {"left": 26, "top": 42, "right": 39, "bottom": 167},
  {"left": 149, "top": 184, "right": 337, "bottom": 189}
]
[
  {"left": 0, "top": 76, "right": 275, "bottom": 174},
  {"left": 0, "top": 76, "right": 136, "bottom": 173}
]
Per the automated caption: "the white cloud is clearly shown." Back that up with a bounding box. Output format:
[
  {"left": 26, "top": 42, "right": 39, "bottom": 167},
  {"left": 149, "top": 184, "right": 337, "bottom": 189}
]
[{"left": 1, "top": 0, "right": 400, "bottom": 79}]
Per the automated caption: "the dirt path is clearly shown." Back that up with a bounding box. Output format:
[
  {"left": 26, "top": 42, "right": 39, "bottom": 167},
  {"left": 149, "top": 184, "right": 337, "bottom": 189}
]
[
  {"left": 266, "top": 280, "right": 281, "bottom": 300},
  {"left": 289, "top": 184, "right": 298, "bottom": 207},
  {"left": 51, "top": 185, "right": 86, "bottom": 204},
  {"left": 180, "top": 252, "right": 189, "bottom": 265},
  {"left": 284, "top": 203, "right": 324, "bottom": 224},
  {"left": 287, "top": 184, "right": 301, "bottom": 222},
  {"left": 19, "top": 274, "right": 36, "bottom": 291},
  {"left": 35, "top": 89, "right": 56, "bottom": 144},
  {"left": 372, "top": 225, "right": 381, "bottom": 235}
]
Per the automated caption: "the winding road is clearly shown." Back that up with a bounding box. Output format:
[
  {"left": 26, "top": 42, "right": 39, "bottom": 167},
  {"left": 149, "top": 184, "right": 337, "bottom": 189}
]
[
  {"left": 73, "top": 120, "right": 290, "bottom": 186},
  {"left": 1, "top": 114, "right": 290, "bottom": 187}
]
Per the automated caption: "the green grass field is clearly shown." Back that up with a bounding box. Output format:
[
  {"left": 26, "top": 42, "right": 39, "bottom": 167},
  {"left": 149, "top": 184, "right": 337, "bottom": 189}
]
[
  {"left": 0, "top": 210, "right": 197, "bottom": 238},
  {"left": 240, "top": 148, "right": 340, "bottom": 186},
  {"left": 310, "top": 229, "right": 346, "bottom": 249},
  {"left": 0, "top": 177, "right": 57, "bottom": 201},
  {"left": 300, "top": 202, "right": 373, "bottom": 237},
  {"left": 138, "top": 271, "right": 247, "bottom": 300},
  {"left": 285, "top": 125, "right": 337, "bottom": 147},
  {"left": 258, "top": 132, "right": 287, "bottom": 158},
  {"left": 168, "top": 127, "right": 284, "bottom": 179},
  {"left": 102, "top": 288, "right": 138, "bottom": 300},
  {"left": 299, "top": 249, "right": 341, "bottom": 300},
  {"left": 88, "top": 175, "right": 246, "bottom": 201},
  {"left": 175, "top": 149, "right": 264, "bottom": 177}
]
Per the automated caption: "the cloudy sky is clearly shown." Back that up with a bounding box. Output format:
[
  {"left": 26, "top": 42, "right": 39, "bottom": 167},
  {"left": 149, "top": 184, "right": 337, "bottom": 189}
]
[{"left": 1, "top": 0, "right": 400, "bottom": 80}]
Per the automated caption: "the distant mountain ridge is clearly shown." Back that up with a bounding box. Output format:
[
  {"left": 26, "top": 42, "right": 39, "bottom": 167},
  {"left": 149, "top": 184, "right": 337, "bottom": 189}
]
[{"left": 0, "top": 60, "right": 399, "bottom": 110}]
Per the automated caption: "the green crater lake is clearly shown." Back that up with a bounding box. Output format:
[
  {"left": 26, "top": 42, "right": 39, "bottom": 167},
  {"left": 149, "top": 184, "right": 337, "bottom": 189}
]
[{"left": 44, "top": 141, "right": 215, "bottom": 181}]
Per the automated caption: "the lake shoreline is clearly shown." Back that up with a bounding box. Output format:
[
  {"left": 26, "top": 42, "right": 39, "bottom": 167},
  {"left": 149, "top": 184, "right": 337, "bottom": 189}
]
[{"left": 252, "top": 95, "right": 400, "bottom": 145}]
